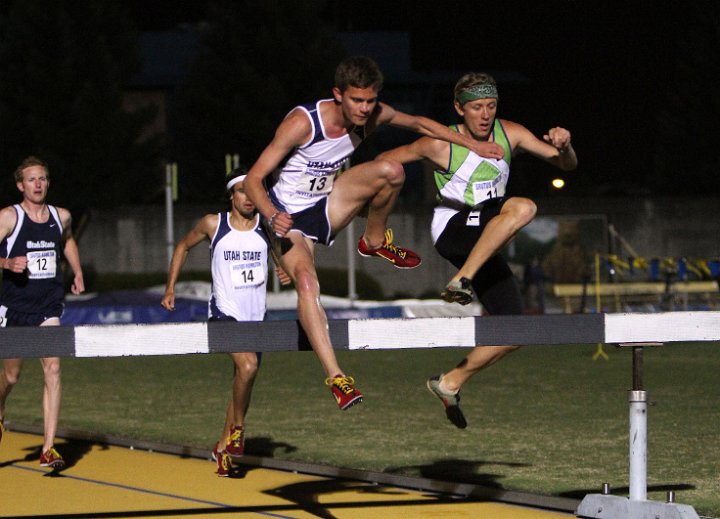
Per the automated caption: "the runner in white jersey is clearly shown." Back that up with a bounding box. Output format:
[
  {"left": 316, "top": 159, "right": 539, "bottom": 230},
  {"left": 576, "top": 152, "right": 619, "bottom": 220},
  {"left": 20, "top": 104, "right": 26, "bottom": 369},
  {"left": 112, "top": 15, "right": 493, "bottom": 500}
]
[
  {"left": 379, "top": 72, "right": 577, "bottom": 429},
  {"left": 209, "top": 211, "right": 269, "bottom": 322},
  {"left": 162, "top": 168, "right": 290, "bottom": 477},
  {"left": 270, "top": 99, "right": 364, "bottom": 218},
  {"left": 245, "top": 57, "right": 506, "bottom": 410}
]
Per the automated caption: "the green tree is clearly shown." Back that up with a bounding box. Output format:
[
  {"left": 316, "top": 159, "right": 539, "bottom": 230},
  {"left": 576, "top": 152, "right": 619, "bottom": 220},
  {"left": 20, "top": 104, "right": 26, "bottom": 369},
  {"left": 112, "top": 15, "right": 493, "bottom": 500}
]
[
  {"left": 0, "top": 0, "right": 161, "bottom": 208},
  {"left": 169, "top": 0, "right": 344, "bottom": 201}
]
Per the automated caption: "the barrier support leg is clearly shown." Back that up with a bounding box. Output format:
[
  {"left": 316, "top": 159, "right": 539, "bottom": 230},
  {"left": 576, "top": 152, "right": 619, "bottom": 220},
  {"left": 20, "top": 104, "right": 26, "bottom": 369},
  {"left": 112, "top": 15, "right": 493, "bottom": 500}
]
[
  {"left": 629, "top": 346, "right": 647, "bottom": 501},
  {"left": 576, "top": 343, "right": 700, "bottom": 519}
]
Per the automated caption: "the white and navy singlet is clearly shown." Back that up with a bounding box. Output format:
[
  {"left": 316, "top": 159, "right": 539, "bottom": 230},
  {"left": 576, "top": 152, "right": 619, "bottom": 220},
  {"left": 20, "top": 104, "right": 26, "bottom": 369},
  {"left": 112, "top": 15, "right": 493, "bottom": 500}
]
[
  {"left": 209, "top": 213, "right": 270, "bottom": 322},
  {"left": 270, "top": 99, "right": 365, "bottom": 214}
]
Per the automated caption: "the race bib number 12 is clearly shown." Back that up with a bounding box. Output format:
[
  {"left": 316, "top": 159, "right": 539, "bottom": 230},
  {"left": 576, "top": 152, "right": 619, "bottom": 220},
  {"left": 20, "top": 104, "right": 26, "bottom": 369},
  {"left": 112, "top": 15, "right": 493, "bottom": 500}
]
[{"left": 27, "top": 250, "right": 57, "bottom": 279}]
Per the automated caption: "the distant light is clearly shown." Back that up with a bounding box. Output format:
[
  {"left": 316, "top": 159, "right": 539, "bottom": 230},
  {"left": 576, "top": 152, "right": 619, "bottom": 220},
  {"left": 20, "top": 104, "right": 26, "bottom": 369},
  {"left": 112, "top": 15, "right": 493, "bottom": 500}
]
[{"left": 551, "top": 178, "right": 565, "bottom": 189}]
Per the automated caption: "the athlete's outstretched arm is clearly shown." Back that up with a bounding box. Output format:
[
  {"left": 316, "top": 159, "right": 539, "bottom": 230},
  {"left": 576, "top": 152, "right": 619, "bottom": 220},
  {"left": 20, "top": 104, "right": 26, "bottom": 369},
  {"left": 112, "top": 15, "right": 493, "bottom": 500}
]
[
  {"left": 161, "top": 214, "right": 216, "bottom": 311},
  {"left": 376, "top": 103, "right": 504, "bottom": 160},
  {"left": 508, "top": 121, "right": 578, "bottom": 171},
  {"left": 378, "top": 136, "right": 447, "bottom": 168}
]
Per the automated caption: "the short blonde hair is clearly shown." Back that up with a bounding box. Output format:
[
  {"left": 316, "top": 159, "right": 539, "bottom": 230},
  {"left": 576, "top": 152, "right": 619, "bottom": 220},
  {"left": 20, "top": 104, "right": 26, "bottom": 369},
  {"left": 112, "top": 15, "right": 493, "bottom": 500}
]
[{"left": 14, "top": 156, "right": 49, "bottom": 183}]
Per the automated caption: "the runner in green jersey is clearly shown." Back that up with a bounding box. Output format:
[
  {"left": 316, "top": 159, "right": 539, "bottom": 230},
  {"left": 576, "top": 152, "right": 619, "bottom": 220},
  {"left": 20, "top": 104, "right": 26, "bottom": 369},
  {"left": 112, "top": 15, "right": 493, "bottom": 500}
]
[{"left": 379, "top": 72, "right": 577, "bottom": 428}]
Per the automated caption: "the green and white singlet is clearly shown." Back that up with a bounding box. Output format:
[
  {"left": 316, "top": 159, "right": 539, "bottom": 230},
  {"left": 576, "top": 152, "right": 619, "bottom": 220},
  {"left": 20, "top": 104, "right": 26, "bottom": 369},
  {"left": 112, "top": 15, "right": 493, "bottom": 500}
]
[{"left": 430, "top": 119, "right": 513, "bottom": 243}]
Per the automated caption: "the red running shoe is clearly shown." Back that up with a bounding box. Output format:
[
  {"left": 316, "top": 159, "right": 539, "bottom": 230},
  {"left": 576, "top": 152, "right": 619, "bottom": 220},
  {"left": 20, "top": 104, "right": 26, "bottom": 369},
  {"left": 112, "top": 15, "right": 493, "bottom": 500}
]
[
  {"left": 40, "top": 447, "right": 66, "bottom": 469},
  {"left": 225, "top": 426, "right": 245, "bottom": 457},
  {"left": 216, "top": 451, "right": 232, "bottom": 477},
  {"left": 326, "top": 375, "right": 363, "bottom": 410},
  {"left": 357, "top": 229, "right": 421, "bottom": 269}
]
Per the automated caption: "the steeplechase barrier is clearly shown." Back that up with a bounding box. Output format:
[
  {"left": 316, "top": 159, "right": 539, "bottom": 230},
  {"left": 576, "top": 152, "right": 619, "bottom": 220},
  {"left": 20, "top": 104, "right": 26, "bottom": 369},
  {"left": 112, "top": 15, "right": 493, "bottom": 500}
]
[
  {"left": 3, "top": 311, "right": 719, "bottom": 519},
  {"left": 2, "top": 311, "right": 719, "bottom": 359}
]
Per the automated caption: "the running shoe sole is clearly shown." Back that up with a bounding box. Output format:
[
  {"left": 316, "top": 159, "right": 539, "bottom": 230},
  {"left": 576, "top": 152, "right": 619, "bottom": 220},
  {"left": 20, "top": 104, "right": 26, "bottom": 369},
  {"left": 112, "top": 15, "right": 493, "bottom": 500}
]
[
  {"left": 440, "top": 287, "right": 473, "bottom": 305},
  {"left": 338, "top": 393, "right": 363, "bottom": 410}
]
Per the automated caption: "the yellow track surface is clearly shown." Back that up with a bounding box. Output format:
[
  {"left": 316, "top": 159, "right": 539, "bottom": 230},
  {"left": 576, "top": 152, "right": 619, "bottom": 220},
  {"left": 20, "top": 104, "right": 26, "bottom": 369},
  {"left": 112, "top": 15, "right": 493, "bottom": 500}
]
[{"left": 1, "top": 430, "right": 574, "bottom": 518}]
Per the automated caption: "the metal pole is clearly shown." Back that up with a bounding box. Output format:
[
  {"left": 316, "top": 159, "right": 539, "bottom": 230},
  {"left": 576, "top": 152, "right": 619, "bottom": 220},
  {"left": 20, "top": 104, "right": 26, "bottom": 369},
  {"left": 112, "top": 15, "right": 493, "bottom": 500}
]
[
  {"left": 629, "top": 346, "right": 647, "bottom": 501},
  {"left": 577, "top": 341, "right": 700, "bottom": 519},
  {"left": 632, "top": 346, "right": 644, "bottom": 391},
  {"left": 165, "top": 164, "right": 175, "bottom": 266},
  {"left": 628, "top": 389, "right": 648, "bottom": 501},
  {"left": 347, "top": 220, "right": 357, "bottom": 305},
  {"left": 271, "top": 253, "right": 280, "bottom": 294}
]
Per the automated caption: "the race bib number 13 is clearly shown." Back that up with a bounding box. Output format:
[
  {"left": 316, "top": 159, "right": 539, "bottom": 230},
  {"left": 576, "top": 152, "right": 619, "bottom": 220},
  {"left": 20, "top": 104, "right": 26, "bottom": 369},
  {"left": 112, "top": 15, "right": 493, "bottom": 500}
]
[{"left": 298, "top": 173, "right": 334, "bottom": 196}]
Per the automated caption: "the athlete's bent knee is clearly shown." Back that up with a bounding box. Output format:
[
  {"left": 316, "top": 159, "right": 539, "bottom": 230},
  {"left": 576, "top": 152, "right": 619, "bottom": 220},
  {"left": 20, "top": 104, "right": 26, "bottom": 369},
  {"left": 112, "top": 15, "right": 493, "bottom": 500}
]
[
  {"left": 507, "top": 197, "right": 537, "bottom": 225},
  {"left": 376, "top": 159, "right": 405, "bottom": 187},
  {"left": 41, "top": 359, "right": 61, "bottom": 381},
  {"left": 232, "top": 353, "right": 259, "bottom": 377}
]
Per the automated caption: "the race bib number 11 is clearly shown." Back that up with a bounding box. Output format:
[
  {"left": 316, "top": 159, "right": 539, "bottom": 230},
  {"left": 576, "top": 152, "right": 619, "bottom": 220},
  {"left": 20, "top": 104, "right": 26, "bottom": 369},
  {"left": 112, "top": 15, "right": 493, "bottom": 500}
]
[{"left": 472, "top": 175, "right": 506, "bottom": 206}]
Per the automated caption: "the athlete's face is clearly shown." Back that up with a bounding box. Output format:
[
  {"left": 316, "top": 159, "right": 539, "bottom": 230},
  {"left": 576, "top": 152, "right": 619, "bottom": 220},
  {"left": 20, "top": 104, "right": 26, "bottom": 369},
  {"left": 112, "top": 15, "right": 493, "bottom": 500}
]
[
  {"left": 231, "top": 181, "right": 256, "bottom": 219},
  {"left": 333, "top": 85, "right": 379, "bottom": 126},
  {"left": 17, "top": 165, "right": 49, "bottom": 204},
  {"left": 455, "top": 98, "right": 498, "bottom": 140}
]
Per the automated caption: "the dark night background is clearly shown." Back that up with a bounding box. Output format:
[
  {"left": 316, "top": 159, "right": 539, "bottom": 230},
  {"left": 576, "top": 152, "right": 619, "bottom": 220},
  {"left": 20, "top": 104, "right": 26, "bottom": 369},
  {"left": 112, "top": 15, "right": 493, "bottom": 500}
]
[{"left": 1, "top": 0, "right": 718, "bottom": 208}]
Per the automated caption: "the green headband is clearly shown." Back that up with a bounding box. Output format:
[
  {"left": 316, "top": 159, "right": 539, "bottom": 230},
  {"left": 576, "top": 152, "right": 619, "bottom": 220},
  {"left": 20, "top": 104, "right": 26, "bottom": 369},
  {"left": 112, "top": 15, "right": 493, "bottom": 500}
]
[{"left": 455, "top": 83, "right": 499, "bottom": 105}]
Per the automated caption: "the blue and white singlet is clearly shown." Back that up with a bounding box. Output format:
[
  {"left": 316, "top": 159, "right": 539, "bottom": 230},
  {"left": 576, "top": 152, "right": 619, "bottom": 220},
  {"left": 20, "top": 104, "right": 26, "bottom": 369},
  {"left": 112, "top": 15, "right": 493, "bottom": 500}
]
[
  {"left": 270, "top": 99, "right": 364, "bottom": 214},
  {"left": 209, "top": 213, "right": 270, "bottom": 321}
]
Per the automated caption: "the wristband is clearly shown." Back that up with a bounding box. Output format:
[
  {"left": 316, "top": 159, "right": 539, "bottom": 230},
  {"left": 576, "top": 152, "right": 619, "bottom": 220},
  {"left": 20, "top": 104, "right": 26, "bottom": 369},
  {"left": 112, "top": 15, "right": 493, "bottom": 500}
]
[{"left": 269, "top": 212, "right": 280, "bottom": 227}]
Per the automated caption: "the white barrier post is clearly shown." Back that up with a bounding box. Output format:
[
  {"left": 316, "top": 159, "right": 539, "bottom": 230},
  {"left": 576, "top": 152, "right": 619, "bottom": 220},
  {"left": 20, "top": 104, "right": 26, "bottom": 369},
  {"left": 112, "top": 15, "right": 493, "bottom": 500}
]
[
  {"left": 628, "top": 388, "right": 647, "bottom": 501},
  {"left": 576, "top": 342, "right": 700, "bottom": 519},
  {"left": 628, "top": 345, "right": 647, "bottom": 501}
]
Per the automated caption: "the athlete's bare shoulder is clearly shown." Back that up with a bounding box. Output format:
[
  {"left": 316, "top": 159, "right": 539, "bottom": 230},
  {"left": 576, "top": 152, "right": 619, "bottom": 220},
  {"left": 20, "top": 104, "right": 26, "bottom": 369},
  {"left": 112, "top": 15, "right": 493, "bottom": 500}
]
[
  {"left": 0, "top": 205, "right": 18, "bottom": 237},
  {"left": 276, "top": 106, "right": 315, "bottom": 147},
  {"left": 198, "top": 212, "right": 221, "bottom": 233},
  {"left": 497, "top": 118, "right": 534, "bottom": 147},
  {"left": 497, "top": 118, "right": 526, "bottom": 133},
  {"left": 55, "top": 206, "right": 72, "bottom": 227}
]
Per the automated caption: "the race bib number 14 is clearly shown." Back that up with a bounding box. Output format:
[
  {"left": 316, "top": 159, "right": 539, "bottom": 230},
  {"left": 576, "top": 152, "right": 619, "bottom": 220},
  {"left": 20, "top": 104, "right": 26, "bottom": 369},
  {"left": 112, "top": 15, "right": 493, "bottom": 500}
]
[{"left": 231, "top": 261, "right": 265, "bottom": 290}]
